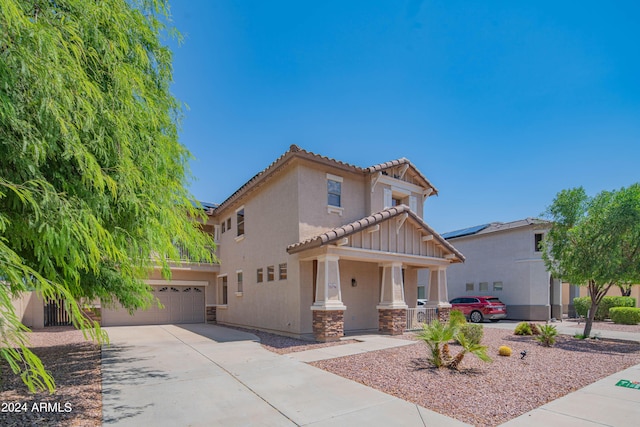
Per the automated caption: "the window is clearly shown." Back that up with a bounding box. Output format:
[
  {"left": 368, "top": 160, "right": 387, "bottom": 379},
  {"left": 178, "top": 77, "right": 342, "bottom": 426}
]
[
  {"left": 257, "top": 268, "right": 263, "bottom": 283},
  {"left": 267, "top": 265, "right": 274, "bottom": 281},
  {"left": 392, "top": 197, "right": 402, "bottom": 207},
  {"left": 219, "top": 276, "right": 228, "bottom": 305},
  {"left": 221, "top": 221, "right": 226, "bottom": 233},
  {"left": 226, "top": 218, "right": 231, "bottom": 230},
  {"left": 417, "top": 285, "right": 426, "bottom": 299},
  {"left": 534, "top": 233, "right": 544, "bottom": 252},
  {"left": 279, "top": 263, "right": 287, "bottom": 280},
  {"left": 466, "top": 282, "right": 474, "bottom": 292},
  {"left": 328, "top": 179, "right": 341, "bottom": 207},
  {"left": 326, "top": 173, "right": 343, "bottom": 207},
  {"left": 479, "top": 282, "right": 489, "bottom": 292},
  {"left": 236, "top": 208, "right": 245, "bottom": 237},
  {"left": 237, "top": 271, "right": 243, "bottom": 293},
  {"left": 493, "top": 281, "right": 503, "bottom": 291}
]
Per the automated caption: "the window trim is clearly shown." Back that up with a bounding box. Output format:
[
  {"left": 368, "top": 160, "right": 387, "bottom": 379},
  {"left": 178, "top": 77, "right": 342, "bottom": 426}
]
[
  {"left": 235, "top": 206, "right": 245, "bottom": 241},
  {"left": 218, "top": 275, "right": 228, "bottom": 306},
  {"left": 236, "top": 270, "right": 243, "bottom": 296},
  {"left": 534, "top": 232, "right": 544, "bottom": 252},
  {"left": 279, "top": 263, "right": 287, "bottom": 280},
  {"left": 327, "top": 173, "right": 343, "bottom": 209}
]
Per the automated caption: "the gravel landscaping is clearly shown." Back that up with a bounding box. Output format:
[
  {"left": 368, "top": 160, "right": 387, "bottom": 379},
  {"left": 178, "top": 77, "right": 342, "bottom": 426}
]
[
  {"left": 0, "top": 327, "right": 101, "bottom": 427},
  {"left": 309, "top": 327, "right": 640, "bottom": 427}
]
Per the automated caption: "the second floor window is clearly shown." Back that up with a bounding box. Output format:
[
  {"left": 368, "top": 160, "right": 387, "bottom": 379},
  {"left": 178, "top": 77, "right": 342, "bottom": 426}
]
[
  {"left": 534, "top": 233, "right": 544, "bottom": 252},
  {"left": 237, "top": 208, "right": 245, "bottom": 237},
  {"left": 328, "top": 179, "right": 341, "bottom": 207}
]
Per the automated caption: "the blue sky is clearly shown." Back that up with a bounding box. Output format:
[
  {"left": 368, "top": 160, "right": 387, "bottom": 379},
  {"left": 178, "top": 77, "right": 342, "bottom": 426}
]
[{"left": 166, "top": 0, "right": 640, "bottom": 233}]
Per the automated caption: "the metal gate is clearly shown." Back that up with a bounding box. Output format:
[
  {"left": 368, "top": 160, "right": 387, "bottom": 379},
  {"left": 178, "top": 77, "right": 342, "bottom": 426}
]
[{"left": 44, "top": 299, "right": 72, "bottom": 326}]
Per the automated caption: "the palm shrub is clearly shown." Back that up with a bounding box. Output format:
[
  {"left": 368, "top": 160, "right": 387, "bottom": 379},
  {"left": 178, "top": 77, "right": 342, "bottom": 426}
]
[
  {"left": 536, "top": 324, "right": 558, "bottom": 347},
  {"left": 447, "top": 333, "right": 492, "bottom": 370},
  {"left": 418, "top": 318, "right": 491, "bottom": 370},
  {"left": 417, "top": 320, "right": 455, "bottom": 368},
  {"left": 529, "top": 323, "right": 541, "bottom": 335}
]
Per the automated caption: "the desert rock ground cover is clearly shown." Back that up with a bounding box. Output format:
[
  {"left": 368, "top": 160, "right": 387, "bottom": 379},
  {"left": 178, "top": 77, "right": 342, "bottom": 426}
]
[
  {"left": 0, "top": 327, "right": 101, "bottom": 427},
  {"left": 310, "top": 327, "right": 640, "bottom": 426}
]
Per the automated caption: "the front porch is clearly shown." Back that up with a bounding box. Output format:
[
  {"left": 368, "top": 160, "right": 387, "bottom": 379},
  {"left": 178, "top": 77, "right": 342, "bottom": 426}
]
[{"left": 299, "top": 249, "right": 455, "bottom": 341}]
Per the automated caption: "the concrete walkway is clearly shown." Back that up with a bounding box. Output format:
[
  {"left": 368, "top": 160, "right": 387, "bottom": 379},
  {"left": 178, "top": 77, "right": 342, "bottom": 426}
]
[{"left": 102, "top": 324, "right": 468, "bottom": 426}]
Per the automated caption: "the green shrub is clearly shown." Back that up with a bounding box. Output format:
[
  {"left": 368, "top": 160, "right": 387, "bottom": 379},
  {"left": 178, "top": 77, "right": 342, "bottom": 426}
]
[
  {"left": 459, "top": 324, "right": 484, "bottom": 345},
  {"left": 573, "top": 296, "right": 636, "bottom": 320},
  {"left": 514, "top": 322, "right": 532, "bottom": 335},
  {"left": 449, "top": 309, "right": 467, "bottom": 328},
  {"left": 498, "top": 346, "right": 512, "bottom": 356},
  {"left": 573, "top": 296, "right": 591, "bottom": 317},
  {"left": 598, "top": 297, "right": 635, "bottom": 320},
  {"left": 536, "top": 324, "right": 558, "bottom": 347},
  {"left": 610, "top": 307, "right": 640, "bottom": 325}
]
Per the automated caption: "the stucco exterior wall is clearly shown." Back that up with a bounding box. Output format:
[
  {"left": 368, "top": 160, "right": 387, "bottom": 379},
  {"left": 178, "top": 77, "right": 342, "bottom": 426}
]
[
  {"left": 212, "top": 166, "right": 303, "bottom": 335},
  {"left": 297, "top": 161, "right": 366, "bottom": 241},
  {"left": 339, "top": 260, "right": 381, "bottom": 332},
  {"left": 10, "top": 292, "right": 45, "bottom": 329},
  {"left": 445, "top": 226, "right": 554, "bottom": 320}
]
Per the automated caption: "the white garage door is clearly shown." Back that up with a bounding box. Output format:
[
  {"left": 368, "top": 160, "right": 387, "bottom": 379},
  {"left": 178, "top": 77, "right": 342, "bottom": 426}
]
[{"left": 102, "top": 285, "right": 205, "bottom": 326}]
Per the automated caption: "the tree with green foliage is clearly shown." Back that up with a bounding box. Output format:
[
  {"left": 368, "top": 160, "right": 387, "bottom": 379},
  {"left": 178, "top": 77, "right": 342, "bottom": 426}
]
[
  {"left": 0, "top": 0, "right": 215, "bottom": 392},
  {"left": 542, "top": 184, "right": 640, "bottom": 337}
]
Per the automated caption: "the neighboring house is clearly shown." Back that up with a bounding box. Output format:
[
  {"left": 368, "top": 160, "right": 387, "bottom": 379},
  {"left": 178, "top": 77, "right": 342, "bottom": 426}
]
[
  {"left": 441, "top": 218, "right": 562, "bottom": 321},
  {"left": 13, "top": 145, "right": 464, "bottom": 341}
]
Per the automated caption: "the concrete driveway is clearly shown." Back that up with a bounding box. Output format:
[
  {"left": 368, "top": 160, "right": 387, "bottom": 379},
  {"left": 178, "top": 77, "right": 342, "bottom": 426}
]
[{"left": 102, "top": 324, "right": 468, "bottom": 427}]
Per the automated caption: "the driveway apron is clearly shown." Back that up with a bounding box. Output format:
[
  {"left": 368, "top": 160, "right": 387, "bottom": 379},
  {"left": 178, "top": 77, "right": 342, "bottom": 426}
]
[{"left": 102, "top": 324, "right": 468, "bottom": 427}]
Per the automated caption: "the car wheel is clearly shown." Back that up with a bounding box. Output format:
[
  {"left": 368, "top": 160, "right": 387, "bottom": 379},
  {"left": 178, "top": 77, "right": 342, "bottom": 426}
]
[
  {"left": 470, "top": 311, "right": 483, "bottom": 323},
  {"left": 417, "top": 312, "right": 426, "bottom": 323}
]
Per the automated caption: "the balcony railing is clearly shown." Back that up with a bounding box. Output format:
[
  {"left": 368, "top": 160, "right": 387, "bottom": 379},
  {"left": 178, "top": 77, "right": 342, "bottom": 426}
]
[
  {"left": 174, "top": 244, "right": 217, "bottom": 264},
  {"left": 406, "top": 307, "right": 438, "bottom": 331}
]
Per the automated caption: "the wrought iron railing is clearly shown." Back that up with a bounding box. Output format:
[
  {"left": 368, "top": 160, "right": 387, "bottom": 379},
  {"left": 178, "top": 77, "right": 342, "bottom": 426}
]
[{"left": 406, "top": 307, "right": 438, "bottom": 331}]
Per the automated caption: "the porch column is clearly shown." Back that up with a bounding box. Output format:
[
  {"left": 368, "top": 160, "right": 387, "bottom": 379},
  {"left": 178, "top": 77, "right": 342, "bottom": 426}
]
[
  {"left": 377, "top": 262, "right": 407, "bottom": 335},
  {"left": 427, "top": 267, "right": 452, "bottom": 322},
  {"left": 310, "top": 255, "right": 346, "bottom": 342}
]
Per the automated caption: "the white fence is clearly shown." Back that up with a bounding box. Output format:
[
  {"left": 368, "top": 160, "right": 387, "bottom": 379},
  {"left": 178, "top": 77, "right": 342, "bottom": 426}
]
[{"left": 406, "top": 307, "right": 438, "bottom": 331}]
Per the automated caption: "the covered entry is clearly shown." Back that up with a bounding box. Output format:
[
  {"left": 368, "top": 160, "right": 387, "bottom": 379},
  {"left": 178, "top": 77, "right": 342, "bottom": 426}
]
[
  {"left": 288, "top": 205, "right": 464, "bottom": 341},
  {"left": 102, "top": 280, "right": 207, "bottom": 326}
]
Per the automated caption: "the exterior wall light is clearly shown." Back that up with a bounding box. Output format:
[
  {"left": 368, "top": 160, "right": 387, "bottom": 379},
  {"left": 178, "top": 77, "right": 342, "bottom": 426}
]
[{"left": 351, "top": 278, "right": 357, "bottom": 287}]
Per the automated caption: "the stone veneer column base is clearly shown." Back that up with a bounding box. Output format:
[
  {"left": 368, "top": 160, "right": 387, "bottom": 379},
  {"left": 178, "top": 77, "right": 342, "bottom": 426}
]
[
  {"left": 438, "top": 306, "right": 451, "bottom": 323},
  {"left": 206, "top": 306, "right": 217, "bottom": 323},
  {"left": 312, "top": 310, "right": 344, "bottom": 342},
  {"left": 378, "top": 309, "right": 407, "bottom": 335}
]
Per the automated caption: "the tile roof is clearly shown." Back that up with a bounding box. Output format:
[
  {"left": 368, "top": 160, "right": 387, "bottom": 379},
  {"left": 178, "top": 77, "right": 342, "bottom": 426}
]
[
  {"left": 213, "top": 145, "right": 438, "bottom": 215},
  {"left": 443, "top": 218, "right": 551, "bottom": 239},
  {"left": 287, "top": 205, "right": 464, "bottom": 262}
]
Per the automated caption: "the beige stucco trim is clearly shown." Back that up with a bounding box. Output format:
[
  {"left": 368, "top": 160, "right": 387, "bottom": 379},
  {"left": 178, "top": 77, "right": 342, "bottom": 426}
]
[
  {"left": 145, "top": 279, "right": 209, "bottom": 286},
  {"left": 297, "top": 245, "right": 452, "bottom": 267}
]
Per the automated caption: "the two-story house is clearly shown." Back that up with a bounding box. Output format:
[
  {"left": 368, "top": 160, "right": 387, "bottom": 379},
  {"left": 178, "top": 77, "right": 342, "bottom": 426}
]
[
  {"left": 15, "top": 145, "right": 464, "bottom": 341},
  {"left": 442, "top": 218, "right": 563, "bottom": 321}
]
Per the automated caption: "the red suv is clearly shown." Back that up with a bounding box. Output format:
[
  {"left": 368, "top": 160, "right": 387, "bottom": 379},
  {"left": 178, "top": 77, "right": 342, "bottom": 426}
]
[{"left": 449, "top": 296, "right": 507, "bottom": 323}]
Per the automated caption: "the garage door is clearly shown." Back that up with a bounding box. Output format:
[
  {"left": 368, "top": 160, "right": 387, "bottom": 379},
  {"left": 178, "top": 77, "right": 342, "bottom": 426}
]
[{"left": 102, "top": 285, "right": 205, "bottom": 326}]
